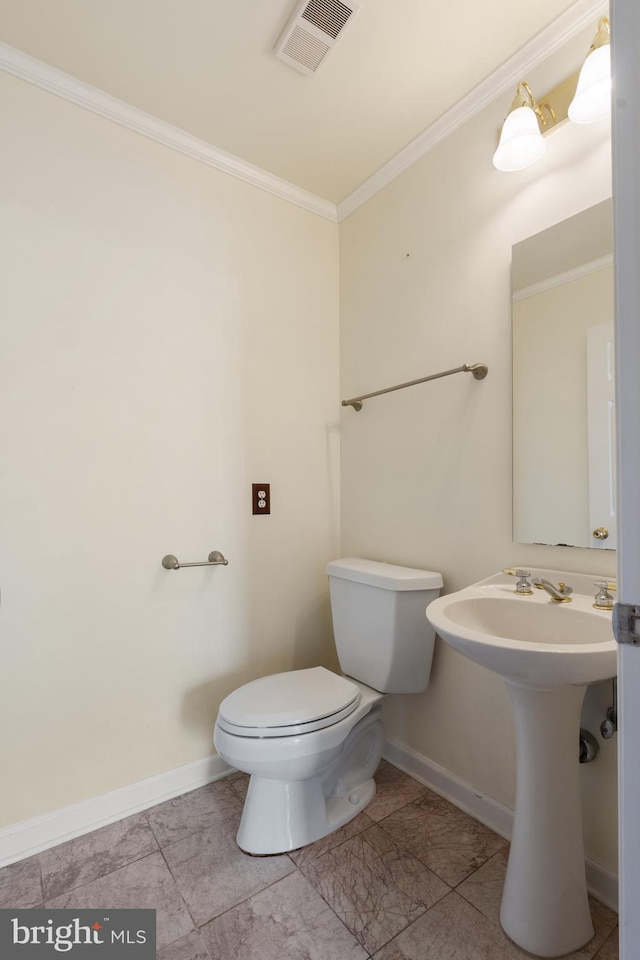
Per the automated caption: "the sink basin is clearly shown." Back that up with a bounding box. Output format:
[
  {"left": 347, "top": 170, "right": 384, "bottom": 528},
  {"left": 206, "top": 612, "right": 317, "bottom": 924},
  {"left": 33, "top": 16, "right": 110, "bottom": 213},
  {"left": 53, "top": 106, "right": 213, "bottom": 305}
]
[
  {"left": 426, "top": 569, "right": 617, "bottom": 958},
  {"left": 428, "top": 576, "right": 616, "bottom": 688}
]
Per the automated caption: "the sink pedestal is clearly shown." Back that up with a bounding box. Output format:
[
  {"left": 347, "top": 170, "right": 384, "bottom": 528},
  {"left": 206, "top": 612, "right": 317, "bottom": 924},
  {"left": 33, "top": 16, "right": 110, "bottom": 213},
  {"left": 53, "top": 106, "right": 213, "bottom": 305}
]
[
  {"left": 500, "top": 682, "right": 594, "bottom": 957},
  {"left": 425, "top": 569, "right": 617, "bottom": 958}
]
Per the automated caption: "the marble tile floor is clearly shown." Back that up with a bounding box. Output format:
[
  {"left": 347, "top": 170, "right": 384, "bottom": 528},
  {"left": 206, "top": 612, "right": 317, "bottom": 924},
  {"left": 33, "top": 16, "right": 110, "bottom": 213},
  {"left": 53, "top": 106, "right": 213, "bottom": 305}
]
[{"left": 0, "top": 761, "right": 618, "bottom": 960}]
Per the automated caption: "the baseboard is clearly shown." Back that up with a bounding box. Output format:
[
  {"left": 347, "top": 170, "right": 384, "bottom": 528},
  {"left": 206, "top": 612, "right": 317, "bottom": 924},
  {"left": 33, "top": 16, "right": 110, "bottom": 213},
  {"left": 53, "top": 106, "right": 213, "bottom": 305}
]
[
  {"left": 383, "top": 737, "right": 618, "bottom": 912},
  {"left": 0, "top": 754, "right": 232, "bottom": 868}
]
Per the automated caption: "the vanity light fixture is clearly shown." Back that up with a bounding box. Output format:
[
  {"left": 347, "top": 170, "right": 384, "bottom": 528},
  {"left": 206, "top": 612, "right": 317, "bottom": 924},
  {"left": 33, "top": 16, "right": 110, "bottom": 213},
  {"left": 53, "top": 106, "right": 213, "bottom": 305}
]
[
  {"left": 492, "top": 82, "right": 554, "bottom": 172},
  {"left": 568, "top": 17, "right": 611, "bottom": 124},
  {"left": 493, "top": 17, "right": 611, "bottom": 172}
]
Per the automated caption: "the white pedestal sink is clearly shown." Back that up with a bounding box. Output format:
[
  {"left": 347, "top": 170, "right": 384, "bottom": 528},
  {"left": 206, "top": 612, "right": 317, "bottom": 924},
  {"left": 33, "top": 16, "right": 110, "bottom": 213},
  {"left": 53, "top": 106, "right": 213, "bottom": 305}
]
[{"left": 426, "top": 569, "right": 617, "bottom": 958}]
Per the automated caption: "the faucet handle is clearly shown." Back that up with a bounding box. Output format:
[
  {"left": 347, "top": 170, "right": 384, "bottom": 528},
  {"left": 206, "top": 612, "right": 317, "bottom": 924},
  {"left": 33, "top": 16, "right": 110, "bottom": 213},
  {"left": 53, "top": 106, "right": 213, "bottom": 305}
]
[
  {"left": 594, "top": 581, "right": 615, "bottom": 610},
  {"left": 502, "top": 568, "right": 533, "bottom": 595}
]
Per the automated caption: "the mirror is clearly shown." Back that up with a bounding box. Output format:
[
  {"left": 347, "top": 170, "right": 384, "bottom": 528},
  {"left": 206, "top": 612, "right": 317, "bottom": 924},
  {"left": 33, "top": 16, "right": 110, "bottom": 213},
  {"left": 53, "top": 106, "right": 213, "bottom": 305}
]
[{"left": 512, "top": 199, "right": 615, "bottom": 550}]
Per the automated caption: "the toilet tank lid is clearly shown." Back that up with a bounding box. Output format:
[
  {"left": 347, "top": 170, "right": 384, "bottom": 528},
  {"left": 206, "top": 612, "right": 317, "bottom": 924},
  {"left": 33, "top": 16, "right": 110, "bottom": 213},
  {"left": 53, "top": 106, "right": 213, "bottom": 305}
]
[{"left": 327, "top": 558, "right": 443, "bottom": 591}]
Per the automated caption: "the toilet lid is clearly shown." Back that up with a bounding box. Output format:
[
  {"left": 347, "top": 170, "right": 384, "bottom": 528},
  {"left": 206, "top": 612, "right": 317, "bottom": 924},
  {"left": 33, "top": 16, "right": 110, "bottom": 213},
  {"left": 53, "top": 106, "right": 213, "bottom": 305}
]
[{"left": 217, "top": 666, "right": 361, "bottom": 738}]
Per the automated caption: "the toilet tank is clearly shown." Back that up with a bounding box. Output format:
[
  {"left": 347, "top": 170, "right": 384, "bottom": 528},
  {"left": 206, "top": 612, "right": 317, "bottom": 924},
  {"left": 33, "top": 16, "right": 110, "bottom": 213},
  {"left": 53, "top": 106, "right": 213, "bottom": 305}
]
[{"left": 326, "top": 558, "right": 443, "bottom": 694}]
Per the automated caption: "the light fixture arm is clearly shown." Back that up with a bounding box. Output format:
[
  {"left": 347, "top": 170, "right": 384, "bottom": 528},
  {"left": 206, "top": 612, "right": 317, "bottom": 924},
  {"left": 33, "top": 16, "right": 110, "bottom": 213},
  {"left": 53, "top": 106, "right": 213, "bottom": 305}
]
[
  {"left": 512, "top": 82, "right": 556, "bottom": 131},
  {"left": 589, "top": 16, "right": 610, "bottom": 52}
]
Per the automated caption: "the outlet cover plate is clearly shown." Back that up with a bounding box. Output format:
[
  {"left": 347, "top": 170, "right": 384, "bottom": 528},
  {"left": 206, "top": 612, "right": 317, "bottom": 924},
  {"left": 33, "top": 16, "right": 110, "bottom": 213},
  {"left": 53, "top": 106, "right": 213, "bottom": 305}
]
[{"left": 252, "top": 483, "right": 270, "bottom": 515}]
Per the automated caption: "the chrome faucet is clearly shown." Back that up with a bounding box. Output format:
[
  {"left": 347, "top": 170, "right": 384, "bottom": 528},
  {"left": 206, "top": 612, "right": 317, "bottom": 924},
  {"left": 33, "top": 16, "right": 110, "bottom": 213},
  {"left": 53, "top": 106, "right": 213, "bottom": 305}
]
[
  {"left": 532, "top": 577, "right": 573, "bottom": 602},
  {"left": 593, "top": 581, "right": 616, "bottom": 610},
  {"left": 502, "top": 567, "right": 533, "bottom": 595}
]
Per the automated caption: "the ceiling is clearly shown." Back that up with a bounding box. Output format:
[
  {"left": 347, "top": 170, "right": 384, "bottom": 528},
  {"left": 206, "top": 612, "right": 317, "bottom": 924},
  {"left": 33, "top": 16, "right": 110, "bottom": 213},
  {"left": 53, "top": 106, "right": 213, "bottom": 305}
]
[{"left": 0, "top": 0, "right": 590, "bottom": 203}]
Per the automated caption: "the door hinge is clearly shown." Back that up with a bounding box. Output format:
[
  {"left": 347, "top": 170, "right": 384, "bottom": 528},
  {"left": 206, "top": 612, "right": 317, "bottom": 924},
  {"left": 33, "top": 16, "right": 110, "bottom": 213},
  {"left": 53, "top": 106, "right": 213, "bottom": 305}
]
[{"left": 613, "top": 602, "right": 640, "bottom": 646}]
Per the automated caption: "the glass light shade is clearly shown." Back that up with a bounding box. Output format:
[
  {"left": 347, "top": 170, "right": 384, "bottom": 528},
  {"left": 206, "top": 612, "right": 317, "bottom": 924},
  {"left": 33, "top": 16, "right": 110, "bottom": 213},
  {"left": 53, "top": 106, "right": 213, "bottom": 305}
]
[
  {"left": 568, "top": 45, "right": 611, "bottom": 124},
  {"left": 492, "top": 105, "right": 547, "bottom": 172}
]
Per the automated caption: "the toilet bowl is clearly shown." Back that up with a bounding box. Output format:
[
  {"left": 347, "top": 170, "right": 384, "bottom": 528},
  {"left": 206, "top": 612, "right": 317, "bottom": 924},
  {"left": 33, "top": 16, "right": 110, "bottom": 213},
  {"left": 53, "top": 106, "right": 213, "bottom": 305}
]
[
  {"left": 215, "top": 667, "right": 385, "bottom": 854},
  {"left": 214, "top": 558, "right": 442, "bottom": 854}
]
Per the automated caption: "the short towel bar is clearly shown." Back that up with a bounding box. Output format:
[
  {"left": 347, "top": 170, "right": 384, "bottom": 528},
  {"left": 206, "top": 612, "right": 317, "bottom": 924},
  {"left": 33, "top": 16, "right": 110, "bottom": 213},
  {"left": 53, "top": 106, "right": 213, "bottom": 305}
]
[{"left": 162, "top": 550, "right": 228, "bottom": 570}]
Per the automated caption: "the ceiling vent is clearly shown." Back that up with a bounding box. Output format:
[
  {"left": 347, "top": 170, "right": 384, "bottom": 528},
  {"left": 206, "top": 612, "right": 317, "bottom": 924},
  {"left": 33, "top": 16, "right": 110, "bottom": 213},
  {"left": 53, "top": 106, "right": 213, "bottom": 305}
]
[{"left": 274, "top": 0, "right": 361, "bottom": 77}]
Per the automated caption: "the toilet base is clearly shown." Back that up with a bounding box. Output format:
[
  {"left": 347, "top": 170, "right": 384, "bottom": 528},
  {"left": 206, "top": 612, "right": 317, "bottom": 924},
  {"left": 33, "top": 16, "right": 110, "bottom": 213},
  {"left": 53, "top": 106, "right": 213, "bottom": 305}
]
[
  {"left": 235, "top": 708, "right": 385, "bottom": 855},
  {"left": 236, "top": 774, "right": 376, "bottom": 855}
]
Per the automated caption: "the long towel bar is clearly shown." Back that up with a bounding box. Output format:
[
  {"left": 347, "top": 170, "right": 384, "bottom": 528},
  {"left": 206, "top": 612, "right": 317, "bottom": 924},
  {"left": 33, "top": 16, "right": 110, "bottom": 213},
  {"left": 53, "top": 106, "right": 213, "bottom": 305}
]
[{"left": 341, "top": 362, "right": 488, "bottom": 411}]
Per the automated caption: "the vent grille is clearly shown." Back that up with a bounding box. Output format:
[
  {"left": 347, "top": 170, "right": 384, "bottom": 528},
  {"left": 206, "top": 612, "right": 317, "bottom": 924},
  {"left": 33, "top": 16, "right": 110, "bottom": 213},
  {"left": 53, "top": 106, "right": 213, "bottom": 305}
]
[
  {"left": 274, "top": 0, "right": 360, "bottom": 76},
  {"left": 301, "top": 0, "right": 354, "bottom": 39},
  {"left": 282, "top": 25, "right": 330, "bottom": 73}
]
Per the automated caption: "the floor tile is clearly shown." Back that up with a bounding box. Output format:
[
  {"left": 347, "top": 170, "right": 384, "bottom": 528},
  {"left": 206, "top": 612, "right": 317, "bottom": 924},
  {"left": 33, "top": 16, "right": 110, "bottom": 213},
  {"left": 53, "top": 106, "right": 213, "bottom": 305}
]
[
  {"left": 288, "top": 812, "right": 374, "bottom": 869},
  {"left": 596, "top": 929, "right": 619, "bottom": 960},
  {"left": 39, "top": 812, "right": 158, "bottom": 900},
  {"left": 3, "top": 760, "right": 618, "bottom": 960},
  {"left": 366, "top": 760, "right": 428, "bottom": 822},
  {"left": 300, "top": 822, "right": 449, "bottom": 954},
  {"left": 380, "top": 789, "right": 508, "bottom": 886},
  {"left": 376, "top": 888, "right": 619, "bottom": 960},
  {"left": 157, "top": 929, "right": 211, "bottom": 960},
  {"left": 226, "top": 773, "right": 249, "bottom": 802},
  {"left": 161, "top": 817, "right": 296, "bottom": 926},
  {"left": 47, "top": 851, "right": 194, "bottom": 950},
  {"left": 456, "top": 847, "right": 509, "bottom": 922},
  {"left": 148, "top": 781, "right": 242, "bottom": 848},
  {"left": 372, "top": 890, "right": 521, "bottom": 959},
  {"left": 572, "top": 902, "right": 619, "bottom": 960},
  {"left": 0, "top": 855, "right": 42, "bottom": 908},
  {"left": 371, "top": 940, "right": 408, "bottom": 960},
  {"left": 200, "top": 870, "right": 368, "bottom": 960},
  {"left": 458, "top": 849, "right": 618, "bottom": 959}
]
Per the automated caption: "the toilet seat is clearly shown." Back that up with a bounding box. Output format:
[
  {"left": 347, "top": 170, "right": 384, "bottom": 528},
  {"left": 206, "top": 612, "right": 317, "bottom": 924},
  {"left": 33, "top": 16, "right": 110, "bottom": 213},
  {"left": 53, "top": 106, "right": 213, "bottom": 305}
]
[{"left": 216, "top": 666, "right": 361, "bottom": 738}]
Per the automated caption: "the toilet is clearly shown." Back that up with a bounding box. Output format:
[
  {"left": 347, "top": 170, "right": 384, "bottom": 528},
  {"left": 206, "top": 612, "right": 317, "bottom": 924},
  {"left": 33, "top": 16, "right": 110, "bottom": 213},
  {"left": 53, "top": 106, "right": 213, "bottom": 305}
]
[{"left": 213, "top": 558, "right": 442, "bottom": 854}]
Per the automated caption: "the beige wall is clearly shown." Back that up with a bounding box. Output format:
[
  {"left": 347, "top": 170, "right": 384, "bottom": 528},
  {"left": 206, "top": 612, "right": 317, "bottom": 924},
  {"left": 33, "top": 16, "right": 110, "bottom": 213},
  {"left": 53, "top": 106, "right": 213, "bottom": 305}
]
[
  {"left": 0, "top": 30, "right": 620, "bottom": 876},
  {"left": 339, "top": 62, "right": 616, "bottom": 865},
  {"left": 0, "top": 72, "right": 340, "bottom": 827}
]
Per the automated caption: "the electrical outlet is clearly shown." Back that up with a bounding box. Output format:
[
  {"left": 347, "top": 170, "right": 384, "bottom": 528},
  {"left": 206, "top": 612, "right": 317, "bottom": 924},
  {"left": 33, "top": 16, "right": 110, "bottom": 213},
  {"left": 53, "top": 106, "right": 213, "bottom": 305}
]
[{"left": 252, "top": 483, "right": 270, "bottom": 515}]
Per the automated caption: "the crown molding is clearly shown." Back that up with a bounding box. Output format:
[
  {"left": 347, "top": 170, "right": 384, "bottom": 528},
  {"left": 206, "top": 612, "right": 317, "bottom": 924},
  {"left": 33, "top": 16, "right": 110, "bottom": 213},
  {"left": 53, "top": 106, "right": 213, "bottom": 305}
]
[
  {"left": 337, "top": 0, "right": 609, "bottom": 221},
  {"left": 513, "top": 253, "right": 613, "bottom": 301},
  {"left": 0, "top": 0, "right": 607, "bottom": 227},
  {"left": 0, "top": 41, "right": 338, "bottom": 224}
]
